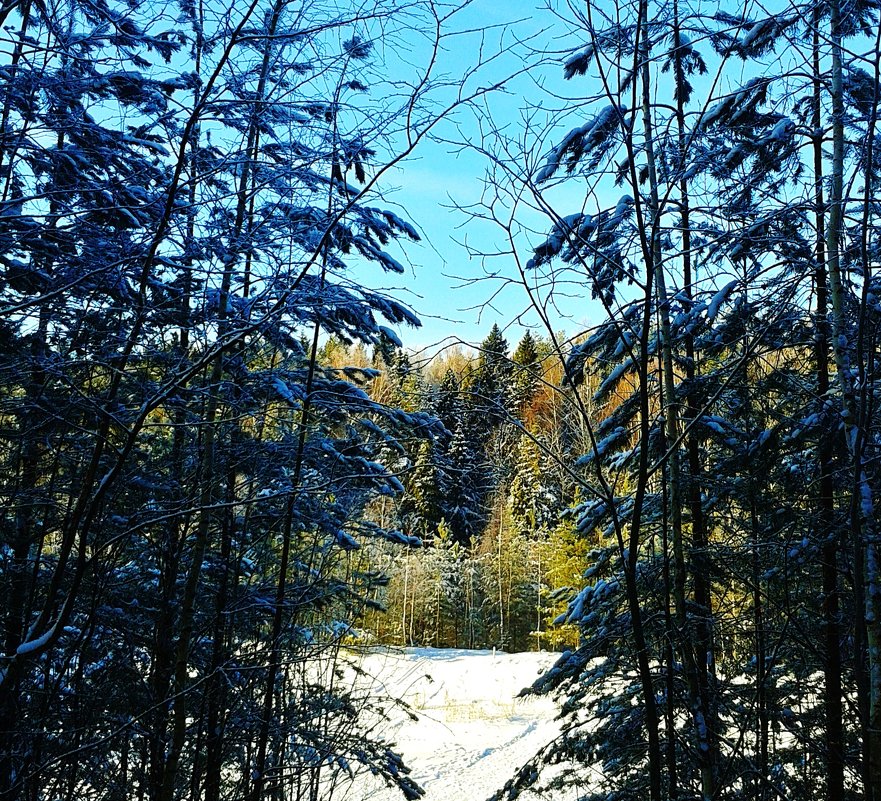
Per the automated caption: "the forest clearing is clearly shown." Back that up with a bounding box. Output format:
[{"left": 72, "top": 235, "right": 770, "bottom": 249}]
[{"left": 348, "top": 648, "right": 561, "bottom": 801}]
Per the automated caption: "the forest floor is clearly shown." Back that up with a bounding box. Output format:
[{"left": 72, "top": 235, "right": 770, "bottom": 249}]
[{"left": 349, "top": 647, "right": 569, "bottom": 801}]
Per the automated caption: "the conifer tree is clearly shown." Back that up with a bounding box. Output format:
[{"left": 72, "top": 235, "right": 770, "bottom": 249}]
[
  {"left": 401, "top": 440, "right": 445, "bottom": 541},
  {"left": 511, "top": 331, "right": 541, "bottom": 413},
  {"left": 0, "top": 0, "right": 502, "bottom": 797},
  {"left": 444, "top": 419, "right": 483, "bottom": 546},
  {"left": 509, "top": 431, "right": 559, "bottom": 537},
  {"left": 477, "top": 0, "right": 881, "bottom": 798},
  {"left": 435, "top": 367, "right": 464, "bottom": 433},
  {"left": 470, "top": 323, "right": 514, "bottom": 428}
]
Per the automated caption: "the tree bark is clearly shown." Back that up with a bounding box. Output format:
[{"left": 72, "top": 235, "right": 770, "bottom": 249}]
[{"left": 811, "top": 17, "right": 845, "bottom": 797}]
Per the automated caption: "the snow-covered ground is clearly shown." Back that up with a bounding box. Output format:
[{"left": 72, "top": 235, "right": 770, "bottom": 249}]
[{"left": 349, "top": 648, "right": 564, "bottom": 801}]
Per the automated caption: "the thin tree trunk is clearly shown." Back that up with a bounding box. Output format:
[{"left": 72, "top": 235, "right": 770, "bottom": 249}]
[
  {"left": 248, "top": 303, "right": 323, "bottom": 801},
  {"left": 750, "top": 495, "right": 769, "bottom": 798},
  {"left": 825, "top": 3, "right": 879, "bottom": 794},
  {"left": 402, "top": 555, "right": 409, "bottom": 643},
  {"left": 855, "top": 16, "right": 881, "bottom": 801},
  {"left": 672, "top": 0, "right": 716, "bottom": 768},
  {"left": 202, "top": 468, "right": 236, "bottom": 801},
  {"left": 498, "top": 504, "right": 505, "bottom": 646},
  {"left": 811, "top": 19, "right": 845, "bottom": 797},
  {"left": 661, "top": 468, "right": 679, "bottom": 800},
  {"left": 639, "top": 6, "right": 714, "bottom": 796}
]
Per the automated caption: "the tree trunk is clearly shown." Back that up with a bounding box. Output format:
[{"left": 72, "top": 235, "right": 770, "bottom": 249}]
[
  {"left": 639, "top": 5, "right": 714, "bottom": 795},
  {"left": 826, "top": 3, "right": 880, "bottom": 794},
  {"left": 811, "top": 19, "right": 845, "bottom": 797}
]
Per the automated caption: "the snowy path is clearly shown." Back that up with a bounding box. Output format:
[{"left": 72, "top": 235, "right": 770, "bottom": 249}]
[{"left": 351, "top": 648, "right": 563, "bottom": 801}]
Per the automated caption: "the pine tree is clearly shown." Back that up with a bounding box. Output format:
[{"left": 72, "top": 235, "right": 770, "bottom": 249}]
[
  {"left": 509, "top": 431, "right": 559, "bottom": 536},
  {"left": 472, "top": 0, "right": 881, "bottom": 797},
  {"left": 435, "top": 367, "right": 464, "bottom": 433}
]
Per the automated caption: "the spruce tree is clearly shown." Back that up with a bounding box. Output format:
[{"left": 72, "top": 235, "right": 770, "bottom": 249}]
[
  {"left": 0, "top": 0, "right": 476, "bottom": 798},
  {"left": 444, "top": 418, "right": 483, "bottom": 546},
  {"left": 401, "top": 440, "right": 444, "bottom": 542},
  {"left": 511, "top": 331, "right": 541, "bottom": 413},
  {"left": 481, "top": 0, "right": 876, "bottom": 798},
  {"left": 470, "top": 323, "right": 514, "bottom": 428}
]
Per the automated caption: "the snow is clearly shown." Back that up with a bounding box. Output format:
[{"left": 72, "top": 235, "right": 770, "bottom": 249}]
[
  {"left": 609, "top": 194, "right": 634, "bottom": 227},
  {"left": 350, "top": 647, "right": 563, "bottom": 801},
  {"left": 379, "top": 326, "right": 402, "bottom": 347},
  {"left": 535, "top": 106, "right": 621, "bottom": 183},
  {"left": 593, "top": 358, "right": 635, "bottom": 401},
  {"left": 15, "top": 622, "right": 57, "bottom": 656},
  {"left": 741, "top": 18, "right": 773, "bottom": 48},
  {"left": 760, "top": 117, "right": 794, "bottom": 144},
  {"left": 706, "top": 279, "right": 738, "bottom": 321},
  {"left": 576, "top": 426, "right": 626, "bottom": 465}
]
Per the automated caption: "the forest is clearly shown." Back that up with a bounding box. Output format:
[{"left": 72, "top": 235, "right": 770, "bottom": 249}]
[{"left": 2, "top": 0, "right": 881, "bottom": 798}]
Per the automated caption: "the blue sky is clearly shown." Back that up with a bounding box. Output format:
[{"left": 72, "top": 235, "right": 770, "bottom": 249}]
[
  {"left": 355, "top": 0, "right": 604, "bottom": 355},
  {"left": 364, "top": 0, "right": 808, "bottom": 357}
]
